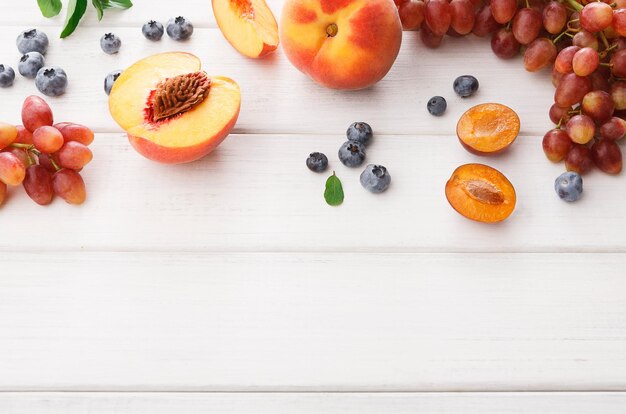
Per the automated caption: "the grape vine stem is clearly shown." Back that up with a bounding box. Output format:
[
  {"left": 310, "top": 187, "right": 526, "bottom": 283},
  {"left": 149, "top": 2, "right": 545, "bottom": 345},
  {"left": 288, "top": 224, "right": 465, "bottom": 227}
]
[{"left": 563, "top": 0, "right": 583, "bottom": 12}]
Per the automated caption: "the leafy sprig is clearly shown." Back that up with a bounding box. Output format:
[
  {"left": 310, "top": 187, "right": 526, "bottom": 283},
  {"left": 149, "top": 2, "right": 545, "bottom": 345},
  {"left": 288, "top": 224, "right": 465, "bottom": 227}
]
[
  {"left": 37, "top": 0, "right": 133, "bottom": 38},
  {"left": 324, "top": 172, "right": 344, "bottom": 207}
]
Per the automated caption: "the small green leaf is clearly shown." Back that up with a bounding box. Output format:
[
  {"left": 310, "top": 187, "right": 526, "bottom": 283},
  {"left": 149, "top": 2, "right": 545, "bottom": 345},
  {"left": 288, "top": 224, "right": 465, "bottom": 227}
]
[
  {"left": 60, "top": 0, "right": 88, "bottom": 38},
  {"left": 37, "top": 0, "right": 62, "bottom": 18},
  {"left": 324, "top": 172, "right": 344, "bottom": 207},
  {"left": 92, "top": 0, "right": 104, "bottom": 20},
  {"left": 103, "top": 0, "right": 133, "bottom": 9}
]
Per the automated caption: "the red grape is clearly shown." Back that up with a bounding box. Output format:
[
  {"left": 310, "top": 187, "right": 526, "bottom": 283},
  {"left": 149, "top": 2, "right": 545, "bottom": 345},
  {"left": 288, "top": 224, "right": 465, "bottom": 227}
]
[
  {"left": 490, "top": 0, "right": 517, "bottom": 24},
  {"left": 524, "top": 37, "right": 557, "bottom": 72},
  {"left": 425, "top": 0, "right": 452, "bottom": 36},
  {"left": 23, "top": 164, "right": 54, "bottom": 205},
  {"left": 610, "top": 49, "right": 626, "bottom": 78},
  {"left": 580, "top": 2, "right": 613, "bottom": 33},
  {"left": 611, "top": 81, "right": 626, "bottom": 110},
  {"left": 512, "top": 8, "right": 542, "bottom": 45},
  {"left": 57, "top": 142, "right": 93, "bottom": 171},
  {"left": 473, "top": 4, "right": 500, "bottom": 37},
  {"left": 591, "top": 139, "right": 623, "bottom": 174},
  {"left": 581, "top": 90, "right": 615, "bottom": 123},
  {"left": 53, "top": 169, "right": 87, "bottom": 205},
  {"left": 2, "top": 147, "right": 30, "bottom": 168},
  {"left": 569, "top": 11, "right": 581, "bottom": 30},
  {"left": 572, "top": 47, "right": 599, "bottom": 77},
  {"left": 565, "top": 144, "right": 594, "bottom": 174},
  {"left": 543, "top": 129, "right": 573, "bottom": 162},
  {"left": 450, "top": 0, "right": 475, "bottom": 35},
  {"left": 33, "top": 126, "right": 64, "bottom": 154},
  {"left": 614, "top": 9, "right": 626, "bottom": 36},
  {"left": 542, "top": 1, "right": 567, "bottom": 34},
  {"left": 552, "top": 66, "right": 564, "bottom": 87},
  {"left": 420, "top": 21, "right": 444, "bottom": 48},
  {"left": 398, "top": 0, "right": 425, "bottom": 30},
  {"left": 0, "top": 152, "right": 26, "bottom": 186},
  {"left": 572, "top": 30, "right": 599, "bottom": 50},
  {"left": 589, "top": 69, "right": 610, "bottom": 92},
  {"left": 554, "top": 73, "right": 592, "bottom": 107},
  {"left": 566, "top": 114, "right": 596, "bottom": 144},
  {"left": 14, "top": 125, "right": 33, "bottom": 145},
  {"left": 38, "top": 153, "right": 58, "bottom": 173},
  {"left": 527, "top": 0, "right": 545, "bottom": 13},
  {"left": 549, "top": 103, "right": 572, "bottom": 124},
  {"left": 555, "top": 45, "right": 580, "bottom": 74},
  {"left": 57, "top": 123, "right": 95, "bottom": 146},
  {"left": 491, "top": 28, "right": 521, "bottom": 59},
  {"left": 600, "top": 117, "right": 626, "bottom": 140}
]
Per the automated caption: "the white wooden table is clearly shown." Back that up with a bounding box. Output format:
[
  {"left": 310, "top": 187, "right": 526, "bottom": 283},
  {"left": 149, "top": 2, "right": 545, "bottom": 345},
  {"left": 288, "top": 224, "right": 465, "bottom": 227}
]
[{"left": 1, "top": 1, "right": 625, "bottom": 412}]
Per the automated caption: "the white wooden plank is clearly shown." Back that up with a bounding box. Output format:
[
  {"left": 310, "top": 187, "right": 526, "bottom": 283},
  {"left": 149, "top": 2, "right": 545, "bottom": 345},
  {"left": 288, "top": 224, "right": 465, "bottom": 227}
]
[
  {"left": 0, "top": 27, "right": 556, "bottom": 135},
  {"left": 1, "top": 0, "right": 285, "bottom": 28},
  {"left": 1, "top": 392, "right": 625, "bottom": 413},
  {"left": 1, "top": 252, "right": 625, "bottom": 391},
  {"left": 0, "top": 133, "right": 624, "bottom": 252}
]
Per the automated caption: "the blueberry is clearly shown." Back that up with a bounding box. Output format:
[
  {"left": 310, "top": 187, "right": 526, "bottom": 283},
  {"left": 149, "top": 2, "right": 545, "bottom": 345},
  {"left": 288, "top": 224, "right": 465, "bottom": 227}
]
[
  {"left": 306, "top": 152, "right": 329, "bottom": 173},
  {"left": 427, "top": 96, "right": 447, "bottom": 116},
  {"left": 18, "top": 52, "right": 45, "bottom": 79},
  {"left": 338, "top": 141, "right": 366, "bottom": 168},
  {"left": 142, "top": 20, "right": 165, "bottom": 41},
  {"left": 35, "top": 67, "right": 67, "bottom": 97},
  {"left": 100, "top": 33, "right": 121, "bottom": 54},
  {"left": 104, "top": 69, "right": 123, "bottom": 96},
  {"left": 16, "top": 29, "right": 49, "bottom": 55},
  {"left": 166, "top": 16, "right": 194, "bottom": 41},
  {"left": 347, "top": 122, "right": 373, "bottom": 145},
  {"left": 0, "top": 65, "right": 15, "bottom": 88},
  {"left": 453, "top": 75, "right": 479, "bottom": 98},
  {"left": 554, "top": 171, "right": 583, "bottom": 202},
  {"left": 360, "top": 164, "right": 391, "bottom": 193}
]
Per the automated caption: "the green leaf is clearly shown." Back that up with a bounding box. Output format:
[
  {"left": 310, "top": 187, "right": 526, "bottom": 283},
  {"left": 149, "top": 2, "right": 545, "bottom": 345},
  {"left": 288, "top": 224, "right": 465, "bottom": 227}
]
[
  {"left": 102, "top": 0, "right": 133, "bottom": 9},
  {"left": 60, "top": 0, "right": 88, "bottom": 38},
  {"left": 37, "top": 0, "right": 62, "bottom": 18},
  {"left": 92, "top": 0, "right": 104, "bottom": 20},
  {"left": 324, "top": 172, "right": 344, "bottom": 207}
]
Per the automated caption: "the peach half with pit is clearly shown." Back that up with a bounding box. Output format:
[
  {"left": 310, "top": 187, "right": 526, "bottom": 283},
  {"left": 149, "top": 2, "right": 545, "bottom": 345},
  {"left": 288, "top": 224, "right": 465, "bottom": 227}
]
[{"left": 109, "top": 52, "right": 241, "bottom": 164}]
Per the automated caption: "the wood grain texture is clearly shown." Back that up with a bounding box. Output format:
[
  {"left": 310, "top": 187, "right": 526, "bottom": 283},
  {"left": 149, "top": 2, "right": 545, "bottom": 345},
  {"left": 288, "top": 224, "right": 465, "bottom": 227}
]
[
  {"left": 0, "top": 134, "right": 624, "bottom": 252},
  {"left": 1, "top": 392, "right": 625, "bottom": 413},
  {"left": 0, "top": 27, "right": 555, "bottom": 135},
  {"left": 1, "top": 252, "right": 625, "bottom": 391},
  {"left": 2, "top": 0, "right": 285, "bottom": 28},
  {"left": 2, "top": 0, "right": 626, "bottom": 403}
]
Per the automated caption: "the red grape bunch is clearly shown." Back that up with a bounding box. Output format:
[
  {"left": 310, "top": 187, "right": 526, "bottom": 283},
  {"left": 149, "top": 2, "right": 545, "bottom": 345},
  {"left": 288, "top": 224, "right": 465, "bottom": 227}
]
[
  {"left": 0, "top": 96, "right": 94, "bottom": 207},
  {"left": 395, "top": 0, "right": 626, "bottom": 180}
]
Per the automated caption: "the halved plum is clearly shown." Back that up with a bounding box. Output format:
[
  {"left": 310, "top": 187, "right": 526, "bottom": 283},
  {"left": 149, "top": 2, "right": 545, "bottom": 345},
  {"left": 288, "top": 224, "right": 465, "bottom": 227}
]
[
  {"left": 108, "top": 52, "right": 241, "bottom": 164},
  {"left": 456, "top": 103, "right": 521, "bottom": 155},
  {"left": 445, "top": 163, "right": 516, "bottom": 223}
]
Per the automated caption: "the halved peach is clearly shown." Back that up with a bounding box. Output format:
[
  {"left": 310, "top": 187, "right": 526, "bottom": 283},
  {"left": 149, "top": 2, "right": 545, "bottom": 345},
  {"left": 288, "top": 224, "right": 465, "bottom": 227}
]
[
  {"left": 213, "top": 0, "right": 279, "bottom": 58},
  {"left": 109, "top": 52, "right": 241, "bottom": 164},
  {"left": 445, "top": 163, "right": 516, "bottom": 223},
  {"left": 456, "top": 103, "right": 520, "bottom": 155}
]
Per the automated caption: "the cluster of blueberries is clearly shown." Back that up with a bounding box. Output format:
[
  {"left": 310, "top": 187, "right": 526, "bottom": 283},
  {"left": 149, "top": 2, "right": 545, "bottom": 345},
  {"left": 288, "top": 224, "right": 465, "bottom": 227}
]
[
  {"left": 427, "top": 75, "right": 480, "bottom": 116},
  {"left": 307, "top": 122, "right": 391, "bottom": 194},
  {"left": 0, "top": 29, "right": 67, "bottom": 97},
  {"left": 103, "top": 17, "right": 195, "bottom": 96},
  {"left": 0, "top": 17, "right": 195, "bottom": 97}
]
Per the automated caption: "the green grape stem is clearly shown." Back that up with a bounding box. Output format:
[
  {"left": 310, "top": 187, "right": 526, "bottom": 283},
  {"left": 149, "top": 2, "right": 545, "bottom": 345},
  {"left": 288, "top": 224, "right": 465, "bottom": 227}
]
[{"left": 563, "top": 0, "right": 583, "bottom": 12}]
